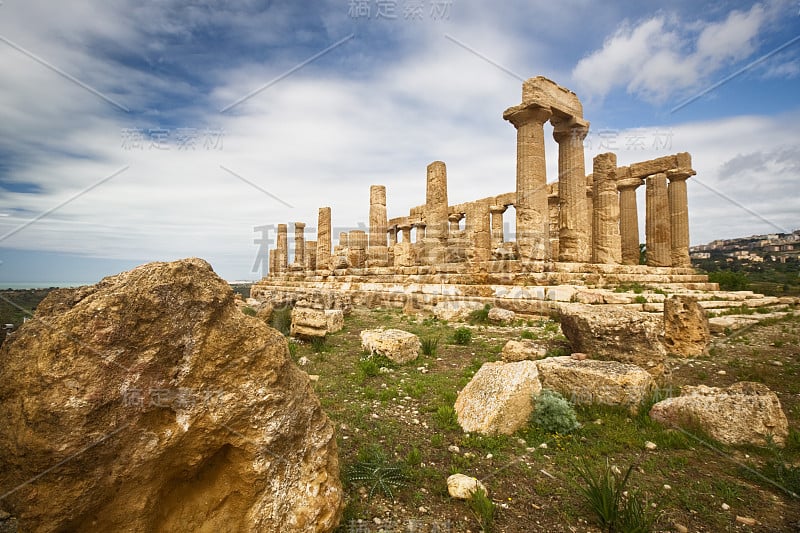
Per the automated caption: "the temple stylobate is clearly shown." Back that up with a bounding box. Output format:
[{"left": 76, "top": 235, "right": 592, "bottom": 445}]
[{"left": 255, "top": 76, "right": 709, "bottom": 312}]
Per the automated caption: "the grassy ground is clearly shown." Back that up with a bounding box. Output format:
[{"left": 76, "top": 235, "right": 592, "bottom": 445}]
[{"left": 286, "top": 307, "right": 800, "bottom": 533}]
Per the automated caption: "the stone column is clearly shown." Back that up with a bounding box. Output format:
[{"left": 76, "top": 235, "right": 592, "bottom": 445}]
[
  {"left": 585, "top": 173, "right": 594, "bottom": 258},
  {"left": 292, "top": 222, "right": 306, "bottom": 269},
  {"left": 349, "top": 230, "right": 367, "bottom": 268},
  {"left": 617, "top": 172, "right": 644, "bottom": 266},
  {"left": 489, "top": 205, "right": 506, "bottom": 249},
  {"left": 339, "top": 232, "right": 349, "bottom": 248},
  {"left": 368, "top": 185, "right": 389, "bottom": 266},
  {"left": 305, "top": 241, "right": 317, "bottom": 271},
  {"left": 388, "top": 226, "right": 398, "bottom": 246},
  {"left": 425, "top": 161, "right": 449, "bottom": 241},
  {"left": 548, "top": 183, "right": 560, "bottom": 260},
  {"left": 276, "top": 223, "right": 288, "bottom": 272},
  {"left": 468, "top": 200, "right": 492, "bottom": 263},
  {"left": 646, "top": 173, "right": 672, "bottom": 267},
  {"left": 316, "top": 207, "right": 331, "bottom": 270},
  {"left": 398, "top": 223, "right": 411, "bottom": 243},
  {"left": 448, "top": 213, "right": 463, "bottom": 238},
  {"left": 504, "top": 104, "right": 553, "bottom": 261},
  {"left": 553, "top": 119, "right": 590, "bottom": 262},
  {"left": 667, "top": 170, "right": 694, "bottom": 267},
  {"left": 591, "top": 153, "right": 621, "bottom": 264},
  {"left": 269, "top": 249, "right": 276, "bottom": 276}
]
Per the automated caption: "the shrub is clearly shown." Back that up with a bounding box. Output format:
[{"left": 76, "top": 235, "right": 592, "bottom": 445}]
[
  {"left": 271, "top": 306, "right": 292, "bottom": 335},
  {"left": 434, "top": 404, "right": 460, "bottom": 431},
  {"left": 467, "top": 486, "right": 496, "bottom": 532},
  {"left": 421, "top": 336, "right": 440, "bottom": 356},
  {"left": 520, "top": 330, "right": 537, "bottom": 340},
  {"left": 468, "top": 304, "right": 492, "bottom": 324},
  {"left": 708, "top": 270, "right": 749, "bottom": 291},
  {"left": 573, "top": 458, "right": 658, "bottom": 532},
  {"left": 452, "top": 327, "right": 472, "bottom": 345},
  {"left": 634, "top": 295, "right": 647, "bottom": 304},
  {"left": 531, "top": 389, "right": 580, "bottom": 434},
  {"left": 242, "top": 306, "right": 257, "bottom": 316}
]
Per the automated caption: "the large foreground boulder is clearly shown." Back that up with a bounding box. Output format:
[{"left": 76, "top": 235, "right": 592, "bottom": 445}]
[
  {"left": 559, "top": 303, "right": 666, "bottom": 374},
  {"left": 663, "top": 295, "right": 711, "bottom": 357},
  {"left": 454, "top": 361, "right": 542, "bottom": 435},
  {"left": 0, "top": 258, "right": 343, "bottom": 532},
  {"left": 649, "top": 382, "right": 789, "bottom": 447},
  {"left": 536, "top": 356, "right": 655, "bottom": 409},
  {"left": 360, "top": 328, "right": 420, "bottom": 363}
]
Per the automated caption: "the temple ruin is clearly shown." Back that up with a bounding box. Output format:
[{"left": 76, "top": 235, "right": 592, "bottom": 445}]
[{"left": 253, "top": 76, "right": 712, "bottom": 313}]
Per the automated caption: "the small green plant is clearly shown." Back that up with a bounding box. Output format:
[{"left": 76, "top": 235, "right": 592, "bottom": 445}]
[
  {"left": 573, "top": 457, "right": 657, "bottom": 532},
  {"left": 520, "top": 330, "right": 537, "bottom": 340},
  {"left": 434, "top": 404, "right": 460, "bottom": 431},
  {"left": 421, "top": 336, "right": 440, "bottom": 356},
  {"left": 467, "top": 486, "right": 496, "bottom": 532},
  {"left": 242, "top": 306, "right": 257, "bottom": 316},
  {"left": 310, "top": 336, "right": 327, "bottom": 353},
  {"left": 468, "top": 304, "right": 492, "bottom": 324},
  {"left": 287, "top": 341, "right": 298, "bottom": 358},
  {"left": 271, "top": 306, "right": 292, "bottom": 335},
  {"left": 633, "top": 295, "right": 647, "bottom": 304},
  {"left": 346, "top": 446, "right": 408, "bottom": 500},
  {"left": 357, "top": 358, "right": 381, "bottom": 379},
  {"left": 452, "top": 326, "right": 472, "bottom": 345},
  {"left": 405, "top": 447, "right": 422, "bottom": 467},
  {"left": 531, "top": 389, "right": 580, "bottom": 434},
  {"left": 544, "top": 345, "right": 571, "bottom": 358}
]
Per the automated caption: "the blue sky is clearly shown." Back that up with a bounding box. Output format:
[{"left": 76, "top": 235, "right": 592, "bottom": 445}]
[{"left": 0, "top": 0, "right": 799, "bottom": 283}]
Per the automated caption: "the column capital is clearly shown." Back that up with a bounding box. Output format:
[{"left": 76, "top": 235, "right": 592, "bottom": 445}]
[
  {"left": 666, "top": 168, "right": 696, "bottom": 182},
  {"left": 294, "top": 221, "right": 306, "bottom": 229},
  {"left": 551, "top": 116, "right": 590, "bottom": 143},
  {"left": 617, "top": 177, "right": 645, "bottom": 191},
  {"left": 489, "top": 204, "right": 508, "bottom": 214},
  {"left": 448, "top": 213, "right": 464, "bottom": 223},
  {"left": 502, "top": 103, "right": 552, "bottom": 128}
]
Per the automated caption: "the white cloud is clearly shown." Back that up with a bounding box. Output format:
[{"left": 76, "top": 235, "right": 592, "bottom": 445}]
[{"left": 572, "top": 3, "right": 773, "bottom": 103}]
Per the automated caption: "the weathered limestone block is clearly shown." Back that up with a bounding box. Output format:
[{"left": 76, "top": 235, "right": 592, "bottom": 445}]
[
  {"left": 488, "top": 307, "right": 516, "bottom": 323},
  {"left": 501, "top": 339, "right": 547, "bottom": 362},
  {"left": 392, "top": 242, "right": 416, "bottom": 267},
  {"left": 559, "top": 303, "right": 666, "bottom": 374},
  {"left": 360, "top": 328, "right": 420, "bottom": 364},
  {"left": 432, "top": 300, "right": 484, "bottom": 322},
  {"left": 447, "top": 474, "right": 488, "bottom": 500},
  {"left": 454, "top": 361, "right": 542, "bottom": 435},
  {"left": 325, "top": 309, "right": 344, "bottom": 334},
  {"left": 536, "top": 356, "right": 655, "bottom": 409},
  {"left": 663, "top": 295, "right": 710, "bottom": 356},
  {"left": 649, "top": 382, "right": 789, "bottom": 447},
  {"left": 291, "top": 307, "right": 328, "bottom": 338},
  {"left": 0, "top": 259, "right": 343, "bottom": 532}
]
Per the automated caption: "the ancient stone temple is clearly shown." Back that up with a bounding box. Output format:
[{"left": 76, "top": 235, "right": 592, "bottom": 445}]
[{"left": 252, "top": 76, "right": 710, "bottom": 313}]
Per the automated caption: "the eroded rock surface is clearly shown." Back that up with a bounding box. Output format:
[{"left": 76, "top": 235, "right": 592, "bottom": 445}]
[
  {"left": 663, "top": 295, "right": 710, "bottom": 356},
  {"left": 649, "top": 381, "right": 789, "bottom": 447},
  {"left": 0, "top": 258, "right": 343, "bottom": 532},
  {"left": 360, "top": 328, "right": 420, "bottom": 364},
  {"left": 454, "top": 361, "right": 542, "bottom": 435},
  {"left": 559, "top": 303, "right": 666, "bottom": 374}
]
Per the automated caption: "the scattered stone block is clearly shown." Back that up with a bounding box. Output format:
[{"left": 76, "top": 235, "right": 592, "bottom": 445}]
[
  {"left": 559, "top": 303, "right": 666, "bottom": 374},
  {"left": 0, "top": 258, "right": 343, "bottom": 531},
  {"left": 325, "top": 309, "right": 344, "bottom": 333},
  {"left": 446, "top": 474, "right": 488, "bottom": 500},
  {"left": 663, "top": 295, "right": 710, "bottom": 356},
  {"left": 432, "top": 300, "right": 484, "bottom": 322},
  {"left": 454, "top": 361, "right": 542, "bottom": 435},
  {"left": 649, "top": 382, "right": 789, "bottom": 447},
  {"left": 536, "top": 356, "right": 654, "bottom": 409},
  {"left": 488, "top": 307, "right": 516, "bottom": 323},
  {"left": 501, "top": 339, "right": 547, "bottom": 362},
  {"left": 360, "top": 328, "right": 420, "bottom": 364},
  {"left": 290, "top": 307, "right": 328, "bottom": 338}
]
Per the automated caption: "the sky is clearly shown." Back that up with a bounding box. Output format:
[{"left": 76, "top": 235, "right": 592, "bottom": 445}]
[{"left": 0, "top": 0, "right": 798, "bottom": 284}]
